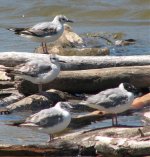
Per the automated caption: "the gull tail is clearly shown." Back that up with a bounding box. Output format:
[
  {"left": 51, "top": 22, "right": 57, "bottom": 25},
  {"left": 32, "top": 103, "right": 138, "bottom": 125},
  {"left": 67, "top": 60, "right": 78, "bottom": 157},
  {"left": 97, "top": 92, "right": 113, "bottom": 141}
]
[
  {"left": 6, "top": 120, "right": 25, "bottom": 127},
  {"left": 7, "top": 27, "right": 26, "bottom": 35}
]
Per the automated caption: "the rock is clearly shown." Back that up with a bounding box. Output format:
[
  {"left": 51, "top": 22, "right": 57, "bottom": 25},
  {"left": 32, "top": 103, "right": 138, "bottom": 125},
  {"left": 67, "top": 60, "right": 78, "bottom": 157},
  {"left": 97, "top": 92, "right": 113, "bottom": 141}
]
[
  {"left": 36, "top": 24, "right": 110, "bottom": 56},
  {"left": 6, "top": 89, "right": 67, "bottom": 112},
  {"left": 56, "top": 24, "right": 85, "bottom": 48},
  {"left": 38, "top": 24, "right": 85, "bottom": 50},
  {"left": 38, "top": 45, "right": 109, "bottom": 56}
]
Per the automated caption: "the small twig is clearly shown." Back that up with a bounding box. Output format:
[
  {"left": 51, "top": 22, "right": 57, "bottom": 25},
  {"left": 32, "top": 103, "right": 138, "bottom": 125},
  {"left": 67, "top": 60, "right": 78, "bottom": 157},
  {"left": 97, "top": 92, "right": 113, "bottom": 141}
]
[
  {"left": 98, "top": 36, "right": 114, "bottom": 45},
  {"left": 91, "top": 34, "right": 114, "bottom": 45}
]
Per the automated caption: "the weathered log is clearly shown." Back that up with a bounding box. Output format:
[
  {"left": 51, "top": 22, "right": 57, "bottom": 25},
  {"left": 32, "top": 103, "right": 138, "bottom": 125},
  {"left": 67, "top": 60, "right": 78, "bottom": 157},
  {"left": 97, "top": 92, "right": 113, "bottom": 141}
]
[
  {"left": 95, "top": 135, "right": 150, "bottom": 157},
  {"left": 19, "top": 65, "right": 150, "bottom": 94},
  {"left": 0, "top": 143, "right": 80, "bottom": 156},
  {"left": 1, "top": 127, "right": 149, "bottom": 156},
  {"left": 0, "top": 52, "right": 150, "bottom": 70},
  {"left": 0, "top": 91, "right": 24, "bottom": 107},
  {"left": 0, "top": 81, "right": 14, "bottom": 89}
]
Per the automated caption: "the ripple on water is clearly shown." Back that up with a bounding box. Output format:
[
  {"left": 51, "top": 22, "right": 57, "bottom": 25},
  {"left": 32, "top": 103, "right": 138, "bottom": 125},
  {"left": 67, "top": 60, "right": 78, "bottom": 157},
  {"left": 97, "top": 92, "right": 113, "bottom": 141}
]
[{"left": 0, "top": 0, "right": 149, "bottom": 54}]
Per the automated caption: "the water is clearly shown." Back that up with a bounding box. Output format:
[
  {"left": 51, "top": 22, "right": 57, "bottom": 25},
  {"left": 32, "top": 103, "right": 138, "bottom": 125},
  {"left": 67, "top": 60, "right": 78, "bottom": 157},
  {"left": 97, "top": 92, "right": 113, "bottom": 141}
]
[
  {"left": 0, "top": 113, "right": 48, "bottom": 145},
  {"left": 0, "top": 0, "right": 149, "bottom": 145},
  {"left": 0, "top": 0, "right": 149, "bottom": 54}
]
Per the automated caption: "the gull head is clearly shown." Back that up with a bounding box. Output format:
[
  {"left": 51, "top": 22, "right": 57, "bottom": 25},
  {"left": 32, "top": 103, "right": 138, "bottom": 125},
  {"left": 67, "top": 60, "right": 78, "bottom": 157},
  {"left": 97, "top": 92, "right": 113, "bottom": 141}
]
[
  {"left": 50, "top": 55, "right": 66, "bottom": 64},
  {"left": 56, "top": 102, "right": 73, "bottom": 111},
  {"left": 120, "top": 83, "right": 139, "bottom": 95},
  {"left": 54, "top": 15, "right": 74, "bottom": 24}
]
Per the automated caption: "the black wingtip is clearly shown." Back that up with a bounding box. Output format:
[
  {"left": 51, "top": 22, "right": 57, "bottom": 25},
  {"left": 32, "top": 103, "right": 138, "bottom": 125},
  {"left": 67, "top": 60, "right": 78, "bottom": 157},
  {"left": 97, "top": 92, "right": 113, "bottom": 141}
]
[
  {"left": 7, "top": 27, "right": 26, "bottom": 35},
  {"left": 7, "top": 28, "right": 15, "bottom": 31}
]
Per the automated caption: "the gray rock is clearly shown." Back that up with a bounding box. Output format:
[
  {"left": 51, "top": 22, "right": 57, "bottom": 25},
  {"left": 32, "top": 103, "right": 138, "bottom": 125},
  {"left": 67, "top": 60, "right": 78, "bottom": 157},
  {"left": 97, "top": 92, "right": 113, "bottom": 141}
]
[{"left": 6, "top": 89, "right": 67, "bottom": 112}]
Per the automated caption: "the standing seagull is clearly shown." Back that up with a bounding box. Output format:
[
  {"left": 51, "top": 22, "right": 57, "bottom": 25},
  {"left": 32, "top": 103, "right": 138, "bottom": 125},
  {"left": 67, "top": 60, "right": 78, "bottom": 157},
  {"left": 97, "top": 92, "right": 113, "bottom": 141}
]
[
  {"left": 80, "top": 83, "right": 139, "bottom": 126},
  {"left": 7, "top": 15, "right": 73, "bottom": 53},
  {"left": 0, "top": 55, "right": 65, "bottom": 92},
  {"left": 12, "top": 102, "right": 72, "bottom": 142}
]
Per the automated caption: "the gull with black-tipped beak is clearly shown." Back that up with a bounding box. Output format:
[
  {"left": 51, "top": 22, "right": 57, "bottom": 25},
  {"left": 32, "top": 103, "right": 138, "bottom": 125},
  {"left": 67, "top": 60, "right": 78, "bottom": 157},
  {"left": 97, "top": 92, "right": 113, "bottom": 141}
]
[
  {"left": 7, "top": 15, "right": 74, "bottom": 53},
  {"left": 0, "top": 55, "right": 65, "bottom": 93},
  {"left": 80, "top": 83, "right": 139, "bottom": 126}
]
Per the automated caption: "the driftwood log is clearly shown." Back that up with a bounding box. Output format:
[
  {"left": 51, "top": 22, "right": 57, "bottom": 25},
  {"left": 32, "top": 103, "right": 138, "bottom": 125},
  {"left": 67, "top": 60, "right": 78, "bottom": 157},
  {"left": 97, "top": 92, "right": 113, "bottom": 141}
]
[
  {"left": 0, "top": 127, "right": 149, "bottom": 156},
  {"left": 0, "top": 52, "right": 150, "bottom": 70},
  {"left": 19, "top": 65, "right": 150, "bottom": 94}
]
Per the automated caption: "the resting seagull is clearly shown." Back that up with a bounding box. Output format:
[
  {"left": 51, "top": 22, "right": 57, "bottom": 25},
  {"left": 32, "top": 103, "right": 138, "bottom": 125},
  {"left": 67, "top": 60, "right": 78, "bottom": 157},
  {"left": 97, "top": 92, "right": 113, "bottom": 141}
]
[
  {"left": 0, "top": 55, "right": 65, "bottom": 92},
  {"left": 11, "top": 102, "right": 72, "bottom": 142},
  {"left": 80, "top": 83, "right": 139, "bottom": 126},
  {"left": 8, "top": 15, "right": 73, "bottom": 53}
]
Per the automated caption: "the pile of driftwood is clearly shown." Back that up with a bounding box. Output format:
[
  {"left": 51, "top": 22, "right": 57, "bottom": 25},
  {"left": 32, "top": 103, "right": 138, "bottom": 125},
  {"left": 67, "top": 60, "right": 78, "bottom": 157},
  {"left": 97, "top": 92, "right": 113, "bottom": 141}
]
[
  {"left": 0, "top": 52, "right": 150, "bottom": 156},
  {"left": 0, "top": 52, "right": 150, "bottom": 94}
]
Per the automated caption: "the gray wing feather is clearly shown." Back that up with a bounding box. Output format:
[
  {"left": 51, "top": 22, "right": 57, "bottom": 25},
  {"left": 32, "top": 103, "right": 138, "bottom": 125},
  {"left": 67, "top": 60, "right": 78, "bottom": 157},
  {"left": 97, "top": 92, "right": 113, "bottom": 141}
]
[
  {"left": 86, "top": 88, "right": 128, "bottom": 108},
  {"left": 36, "top": 115, "right": 63, "bottom": 127},
  {"left": 22, "top": 22, "right": 58, "bottom": 37},
  {"left": 25, "top": 108, "right": 63, "bottom": 127},
  {"left": 14, "top": 62, "right": 52, "bottom": 77}
]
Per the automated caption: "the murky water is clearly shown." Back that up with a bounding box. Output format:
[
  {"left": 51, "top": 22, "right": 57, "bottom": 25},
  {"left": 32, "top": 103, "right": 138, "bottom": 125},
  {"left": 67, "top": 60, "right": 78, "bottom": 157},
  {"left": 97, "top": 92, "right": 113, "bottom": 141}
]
[{"left": 0, "top": 0, "right": 149, "bottom": 145}]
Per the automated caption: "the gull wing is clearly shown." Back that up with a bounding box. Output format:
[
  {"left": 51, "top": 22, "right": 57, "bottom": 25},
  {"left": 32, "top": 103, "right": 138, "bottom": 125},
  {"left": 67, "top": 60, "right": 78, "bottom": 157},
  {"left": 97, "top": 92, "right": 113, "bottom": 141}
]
[
  {"left": 11, "top": 61, "right": 52, "bottom": 77},
  {"left": 24, "top": 107, "right": 64, "bottom": 127},
  {"left": 21, "top": 22, "right": 58, "bottom": 37},
  {"left": 86, "top": 88, "right": 129, "bottom": 108}
]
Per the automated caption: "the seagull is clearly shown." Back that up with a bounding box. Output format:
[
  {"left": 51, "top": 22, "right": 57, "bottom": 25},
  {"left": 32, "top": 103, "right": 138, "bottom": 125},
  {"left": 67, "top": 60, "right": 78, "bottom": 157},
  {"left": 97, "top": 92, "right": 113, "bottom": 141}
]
[
  {"left": 80, "top": 83, "right": 139, "bottom": 126},
  {"left": 0, "top": 55, "right": 65, "bottom": 92},
  {"left": 7, "top": 15, "right": 74, "bottom": 53},
  {"left": 11, "top": 102, "right": 72, "bottom": 142}
]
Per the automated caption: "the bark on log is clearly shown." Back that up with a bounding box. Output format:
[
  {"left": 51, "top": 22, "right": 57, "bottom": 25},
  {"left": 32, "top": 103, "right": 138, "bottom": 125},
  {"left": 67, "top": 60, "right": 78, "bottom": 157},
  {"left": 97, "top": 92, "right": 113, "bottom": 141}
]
[
  {"left": 0, "top": 52, "right": 150, "bottom": 70},
  {"left": 95, "top": 135, "right": 150, "bottom": 157},
  {"left": 19, "top": 65, "right": 150, "bottom": 94},
  {"left": 0, "top": 127, "right": 149, "bottom": 157}
]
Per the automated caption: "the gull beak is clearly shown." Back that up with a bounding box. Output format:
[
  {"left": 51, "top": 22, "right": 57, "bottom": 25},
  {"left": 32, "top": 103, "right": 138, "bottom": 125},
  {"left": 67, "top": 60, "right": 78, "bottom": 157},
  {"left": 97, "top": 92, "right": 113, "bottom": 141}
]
[
  {"left": 67, "top": 19, "right": 74, "bottom": 23},
  {"left": 58, "top": 60, "right": 66, "bottom": 63}
]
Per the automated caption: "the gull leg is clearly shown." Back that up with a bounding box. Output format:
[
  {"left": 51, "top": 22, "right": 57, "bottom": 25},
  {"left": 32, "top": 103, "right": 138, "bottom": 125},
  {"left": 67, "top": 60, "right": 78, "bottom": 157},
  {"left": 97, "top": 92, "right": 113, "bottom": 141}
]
[
  {"left": 44, "top": 43, "right": 48, "bottom": 54},
  {"left": 38, "top": 84, "right": 43, "bottom": 93},
  {"left": 114, "top": 114, "right": 118, "bottom": 126},
  {"left": 112, "top": 114, "right": 118, "bottom": 126},
  {"left": 112, "top": 116, "right": 115, "bottom": 126},
  {"left": 41, "top": 42, "right": 45, "bottom": 53},
  {"left": 48, "top": 134, "right": 54, "bottom": 142}
]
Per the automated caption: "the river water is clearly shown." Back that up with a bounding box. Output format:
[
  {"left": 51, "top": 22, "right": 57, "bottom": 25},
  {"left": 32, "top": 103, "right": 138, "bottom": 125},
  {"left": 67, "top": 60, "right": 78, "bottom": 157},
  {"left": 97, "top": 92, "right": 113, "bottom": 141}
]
[
  {"left": 0, "top": 0, "right": 149, "bottom": 146},
  {"left": 0, "top": 0, "right": 149, "bottom": 54}
]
